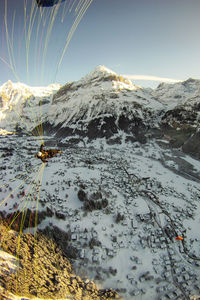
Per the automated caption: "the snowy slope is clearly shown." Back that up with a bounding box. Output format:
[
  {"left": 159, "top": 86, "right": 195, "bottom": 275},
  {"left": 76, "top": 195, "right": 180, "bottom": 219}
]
[
  {"left": 151, "top": 78, "right": 200, "bottom": 108},
  {"left": 48, "top": 65, "right": 163, "bottom": 128},
  {"left": 0, "top": 80, "right": 61, "bottom": 131}
]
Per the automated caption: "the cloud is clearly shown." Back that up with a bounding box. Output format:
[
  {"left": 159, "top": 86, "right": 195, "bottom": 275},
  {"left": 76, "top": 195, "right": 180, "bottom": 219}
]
[{"left": 123, "top": 74, "right": 182, "bottom": 83}]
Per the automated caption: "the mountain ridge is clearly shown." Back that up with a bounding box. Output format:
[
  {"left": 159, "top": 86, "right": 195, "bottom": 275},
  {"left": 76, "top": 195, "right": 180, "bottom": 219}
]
[{"left": 0, "top": 65, "right": 199, "bottom": 158}]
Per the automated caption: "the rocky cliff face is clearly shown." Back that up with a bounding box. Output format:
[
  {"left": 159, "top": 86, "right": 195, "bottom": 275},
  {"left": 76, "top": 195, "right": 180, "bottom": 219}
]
[
  {"left": 0, "top": 66, "right": 199, "bottom": 158},
  {"left": 157, "top": 79, "right": 200, "bottom": 158}
]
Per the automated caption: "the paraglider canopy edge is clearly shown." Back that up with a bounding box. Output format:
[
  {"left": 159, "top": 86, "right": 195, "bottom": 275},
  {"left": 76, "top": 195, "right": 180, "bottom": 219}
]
[{"left": 35, "top": 0, "right": 66, "bottom": 7}]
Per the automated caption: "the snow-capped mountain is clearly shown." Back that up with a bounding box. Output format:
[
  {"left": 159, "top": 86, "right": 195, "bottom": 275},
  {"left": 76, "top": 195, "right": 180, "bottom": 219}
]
[
  {"left": 0, "top": 65, "right": 199, "bottom": 158},
  {"left": 0, "top": 80, "right": 61, "bottom": 132}
]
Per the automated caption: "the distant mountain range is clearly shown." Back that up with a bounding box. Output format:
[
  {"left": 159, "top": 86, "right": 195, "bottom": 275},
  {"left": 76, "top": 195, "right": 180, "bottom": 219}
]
[{"left": 0, "top": 65, "right": 199, "bottom": 158}]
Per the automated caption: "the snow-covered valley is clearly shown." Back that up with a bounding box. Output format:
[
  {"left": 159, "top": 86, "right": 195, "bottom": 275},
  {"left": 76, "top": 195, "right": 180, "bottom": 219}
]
[{"left": 0, "top": 134, "right": 200, "bottom": 299}]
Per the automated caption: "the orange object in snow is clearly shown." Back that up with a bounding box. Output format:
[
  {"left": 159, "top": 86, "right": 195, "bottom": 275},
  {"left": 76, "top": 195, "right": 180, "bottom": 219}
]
[{"left": 175, "top": 236, "right": 184, "bottom": 240}]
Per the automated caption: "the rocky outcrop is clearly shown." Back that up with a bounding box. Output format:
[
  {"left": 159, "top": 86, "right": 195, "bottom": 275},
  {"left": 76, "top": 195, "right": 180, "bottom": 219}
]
[
  {"left": 0, "top": 219, "right": 121, "bottom": 300},
  {"left": 160, "top": 103, "right": 199, "bottom": 158}
]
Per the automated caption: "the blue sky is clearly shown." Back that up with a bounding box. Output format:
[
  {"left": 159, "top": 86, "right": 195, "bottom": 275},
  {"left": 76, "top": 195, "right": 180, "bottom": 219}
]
[{"left": 1, "top": 0, "right": 200, "bottom": 88}]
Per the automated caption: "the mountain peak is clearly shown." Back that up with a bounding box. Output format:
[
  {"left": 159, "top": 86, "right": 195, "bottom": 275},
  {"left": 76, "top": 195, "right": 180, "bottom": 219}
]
[
  {"left": 86, "top": 65, "right": 116, "bottom": 80},
  {"left": 1, "top": 80, "right": 13, "bottom": 91},
  {"left": 93, "top": 65, "right": 116, "bottom": 75},
  {"left": 83, "top": 65, "right": 136, "bottom": 89}
]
